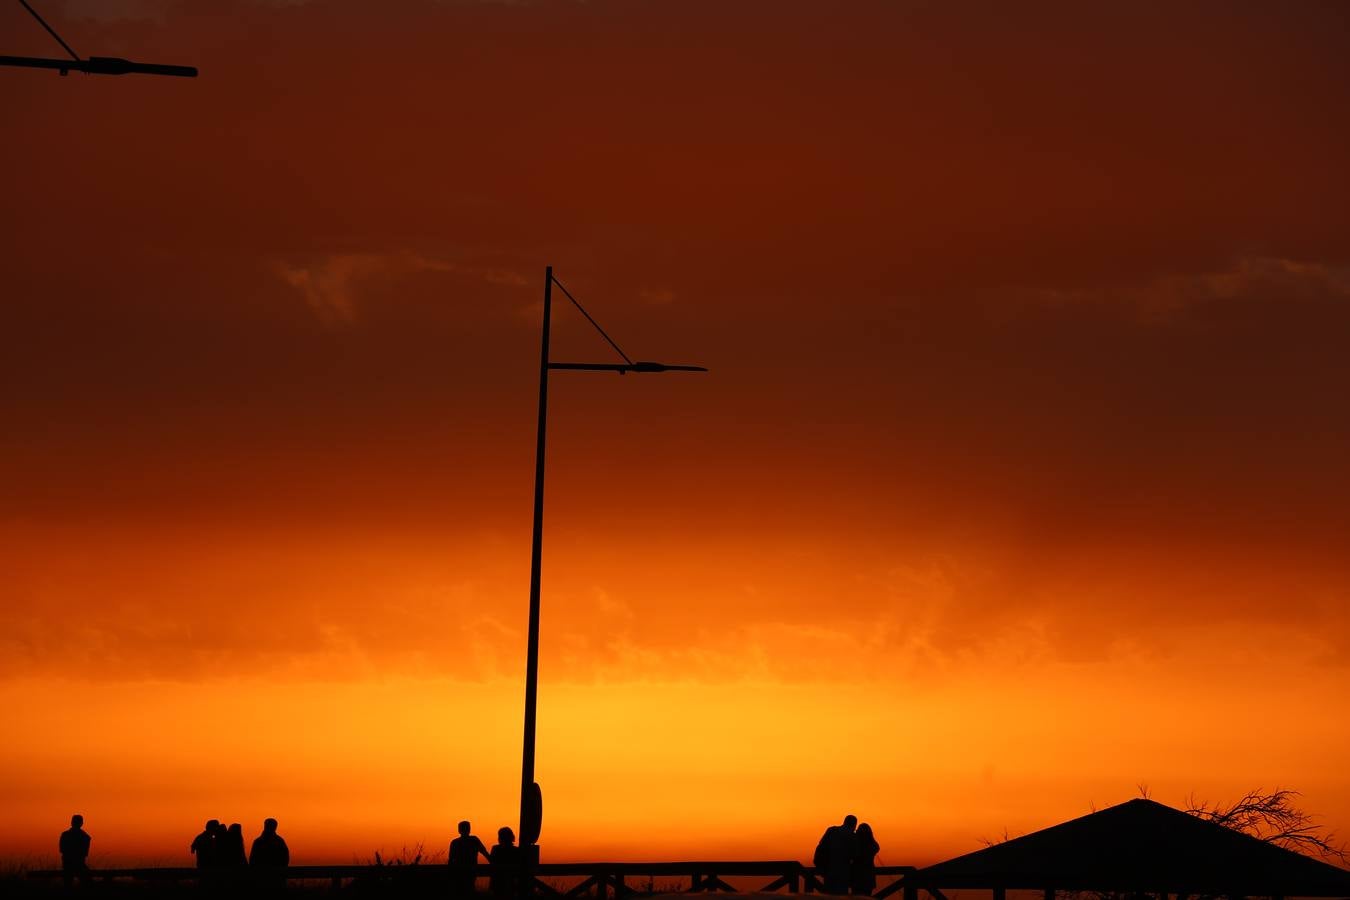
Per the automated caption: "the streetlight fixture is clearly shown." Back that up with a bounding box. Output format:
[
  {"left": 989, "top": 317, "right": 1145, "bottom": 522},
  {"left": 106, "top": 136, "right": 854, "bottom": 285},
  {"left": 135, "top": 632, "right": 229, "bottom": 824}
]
[
  {"left": 518, "top": 266, "right": 706, "bottom": 864},
  {"left": 2, "top": 1, "right": 198, "bottom": 78}
]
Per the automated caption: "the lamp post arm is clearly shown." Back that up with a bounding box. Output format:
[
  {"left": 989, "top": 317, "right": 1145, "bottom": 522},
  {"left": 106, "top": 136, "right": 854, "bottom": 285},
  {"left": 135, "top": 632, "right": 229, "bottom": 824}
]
[
  {"left": 548, "top": 362, "right": 708, "bottom": 373},
  {"left": 84, "top": 56, "right": 198, "bottom": 77},
  {"left": 7, "top": 1, "right": 196, "bottom": 78},
  {"left": 0, "top": 55, "right": 198, "bottom": 76}
]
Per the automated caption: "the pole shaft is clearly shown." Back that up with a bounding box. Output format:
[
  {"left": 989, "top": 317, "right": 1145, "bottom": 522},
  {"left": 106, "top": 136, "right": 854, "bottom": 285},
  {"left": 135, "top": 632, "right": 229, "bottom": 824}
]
[{"left": 521, "top": 266, "right": 552, "bottom": 846}]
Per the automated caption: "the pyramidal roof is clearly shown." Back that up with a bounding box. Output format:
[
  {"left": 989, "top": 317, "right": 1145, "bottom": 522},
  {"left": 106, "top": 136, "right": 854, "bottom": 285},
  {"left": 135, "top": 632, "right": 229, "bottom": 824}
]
[{"left": 914, "top": 799, "right": 1350, "bottom": 895}]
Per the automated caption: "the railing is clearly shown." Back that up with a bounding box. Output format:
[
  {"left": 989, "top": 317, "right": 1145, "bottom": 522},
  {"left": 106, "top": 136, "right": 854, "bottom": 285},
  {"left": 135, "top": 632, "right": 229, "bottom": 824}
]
[{"left": 27, "top": 861, "right": 922, "bottom": 897}]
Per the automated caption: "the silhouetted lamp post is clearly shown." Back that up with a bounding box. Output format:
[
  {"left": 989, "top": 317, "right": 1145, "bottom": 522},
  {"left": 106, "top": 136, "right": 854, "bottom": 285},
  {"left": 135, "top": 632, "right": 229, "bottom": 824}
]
[
  {"left": 2, "top": 1, "right": 198, "bottom": 78},
  {"left": 519, "top": 266, "right": 705, "bottom": 863}
]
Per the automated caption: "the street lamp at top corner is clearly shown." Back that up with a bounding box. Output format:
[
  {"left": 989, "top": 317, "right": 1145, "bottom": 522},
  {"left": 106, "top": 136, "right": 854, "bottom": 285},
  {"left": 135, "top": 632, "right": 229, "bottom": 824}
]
[
  {"left": 2, "top": 1, "right": 198, "bottom": 78},
  {"left": 517, "top": 265, "right": 705, "bottom": 863}
]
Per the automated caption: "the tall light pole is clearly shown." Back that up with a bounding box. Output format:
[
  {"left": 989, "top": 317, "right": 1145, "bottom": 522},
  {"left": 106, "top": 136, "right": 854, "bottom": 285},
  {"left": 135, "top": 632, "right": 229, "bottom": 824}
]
[{"left": 519, "top": 266, "right": 705, "bottom": 863}]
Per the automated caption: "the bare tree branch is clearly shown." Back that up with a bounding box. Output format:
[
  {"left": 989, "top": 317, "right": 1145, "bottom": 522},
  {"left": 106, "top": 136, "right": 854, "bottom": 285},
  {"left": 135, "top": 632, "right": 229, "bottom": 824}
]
[{"left": 1185, "top": 788, "right": 1349, "bottom": 863}]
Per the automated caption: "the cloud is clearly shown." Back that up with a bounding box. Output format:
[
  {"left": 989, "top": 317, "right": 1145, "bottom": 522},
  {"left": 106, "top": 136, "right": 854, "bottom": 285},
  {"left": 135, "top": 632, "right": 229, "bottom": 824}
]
[
  {"left": 1, "top": 507, "right": 1347, "bottom": 690},
  {"left": 277, "top": 252, "right": 456, "bottom": 325},
  {"left": 3, "top": 0, "right": 1350, "bottom": 697},
  {"left": 483, "top": 269, "right": 530, "bottom": 288},
  {"left": 1008, "top": 257, "right": 1350, "bottom": 322}
]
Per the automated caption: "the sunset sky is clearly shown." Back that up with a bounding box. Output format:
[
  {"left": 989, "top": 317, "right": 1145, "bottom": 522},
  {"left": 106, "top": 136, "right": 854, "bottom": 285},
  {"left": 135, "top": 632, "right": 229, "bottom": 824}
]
[{"left": 2, "top": 0, "right": 1349, "bottom": 868}]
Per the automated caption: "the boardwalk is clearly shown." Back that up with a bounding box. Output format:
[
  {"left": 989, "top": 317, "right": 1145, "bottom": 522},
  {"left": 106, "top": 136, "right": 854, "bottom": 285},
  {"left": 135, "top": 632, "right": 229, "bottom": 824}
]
[{"left": 28, "top": 861, "right": 921, "bottom": 898}]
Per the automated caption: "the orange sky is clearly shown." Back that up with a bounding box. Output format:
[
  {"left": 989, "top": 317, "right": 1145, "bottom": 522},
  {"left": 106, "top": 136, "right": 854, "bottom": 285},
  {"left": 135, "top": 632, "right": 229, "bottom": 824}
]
[{"left": 2, "top": 0, "right": 1349, "bottom": 868}]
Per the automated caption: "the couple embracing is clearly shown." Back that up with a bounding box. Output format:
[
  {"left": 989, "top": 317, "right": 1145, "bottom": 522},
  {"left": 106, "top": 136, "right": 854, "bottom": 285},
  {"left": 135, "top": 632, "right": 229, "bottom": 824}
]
[{"left": 814, "top": 814, "right": 881, "bottom": 895}]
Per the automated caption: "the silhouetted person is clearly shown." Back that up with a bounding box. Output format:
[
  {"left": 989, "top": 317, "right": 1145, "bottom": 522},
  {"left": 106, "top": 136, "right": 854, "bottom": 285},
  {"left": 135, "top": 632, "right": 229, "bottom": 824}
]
[
  {"left": 814, "top": 814, "right": 858, "bottom": 895},
  {"left": 249, "top": 818, "right": 290, "bottom": 893},
  {"left": 191, "top": 819, "right": 220, "bottom": 869},
  {"left": 450, "top": 820, "right": 491, "bottom": 898},
  {"left": 59, "top": 814, "right": 91, "bottom": 888},
  {"left": 249, "top": 818, "right": 290, "bottom": 866},
  {"left": 224, "top": 823, "right": 247, "bottom": 867},
  {"left": 489, "top": 826, "right": 519, "bottom": 900},
  {"left": 850, "top": 823, "right": 879, "bottom": 896}
]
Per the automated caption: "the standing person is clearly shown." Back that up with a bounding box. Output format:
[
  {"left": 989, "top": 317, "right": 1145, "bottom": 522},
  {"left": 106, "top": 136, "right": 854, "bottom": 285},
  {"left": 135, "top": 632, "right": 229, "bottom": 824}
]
[
  {"left": 489, "top": 826, "right": 519, "bottom": 900},
  {"left": 249, "top": 818, "right": 290, "bottom": 894},
  {"left": 59, "top": 814, "right": 91, "bottom": 888},
  {"left": 813, "top": 814, "right": 858, "bottom": 895},
  {"left": 449, "top": 820, "right": 491, "bottom": 898},
  {"left": 249, "top": 818, "right": 290, "bottom": 867},
  {"left": 224, "top": 823, "right": 248, "bottom": 866},
  {"left": 191, "top": 820, "right": 220, "bottom": 869},
  {"left": 850, "top": 823, "right": 880, "bottom": 896},
  {"left": 212, "top": 820, "right": 229, "bottom": 855}
]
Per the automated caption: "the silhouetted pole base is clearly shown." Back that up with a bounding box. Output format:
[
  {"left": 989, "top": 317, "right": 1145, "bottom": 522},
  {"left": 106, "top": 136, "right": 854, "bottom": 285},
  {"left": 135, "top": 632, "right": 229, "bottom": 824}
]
[{"left": 520, "top": 844, "right": 541, "bottom": 898}]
